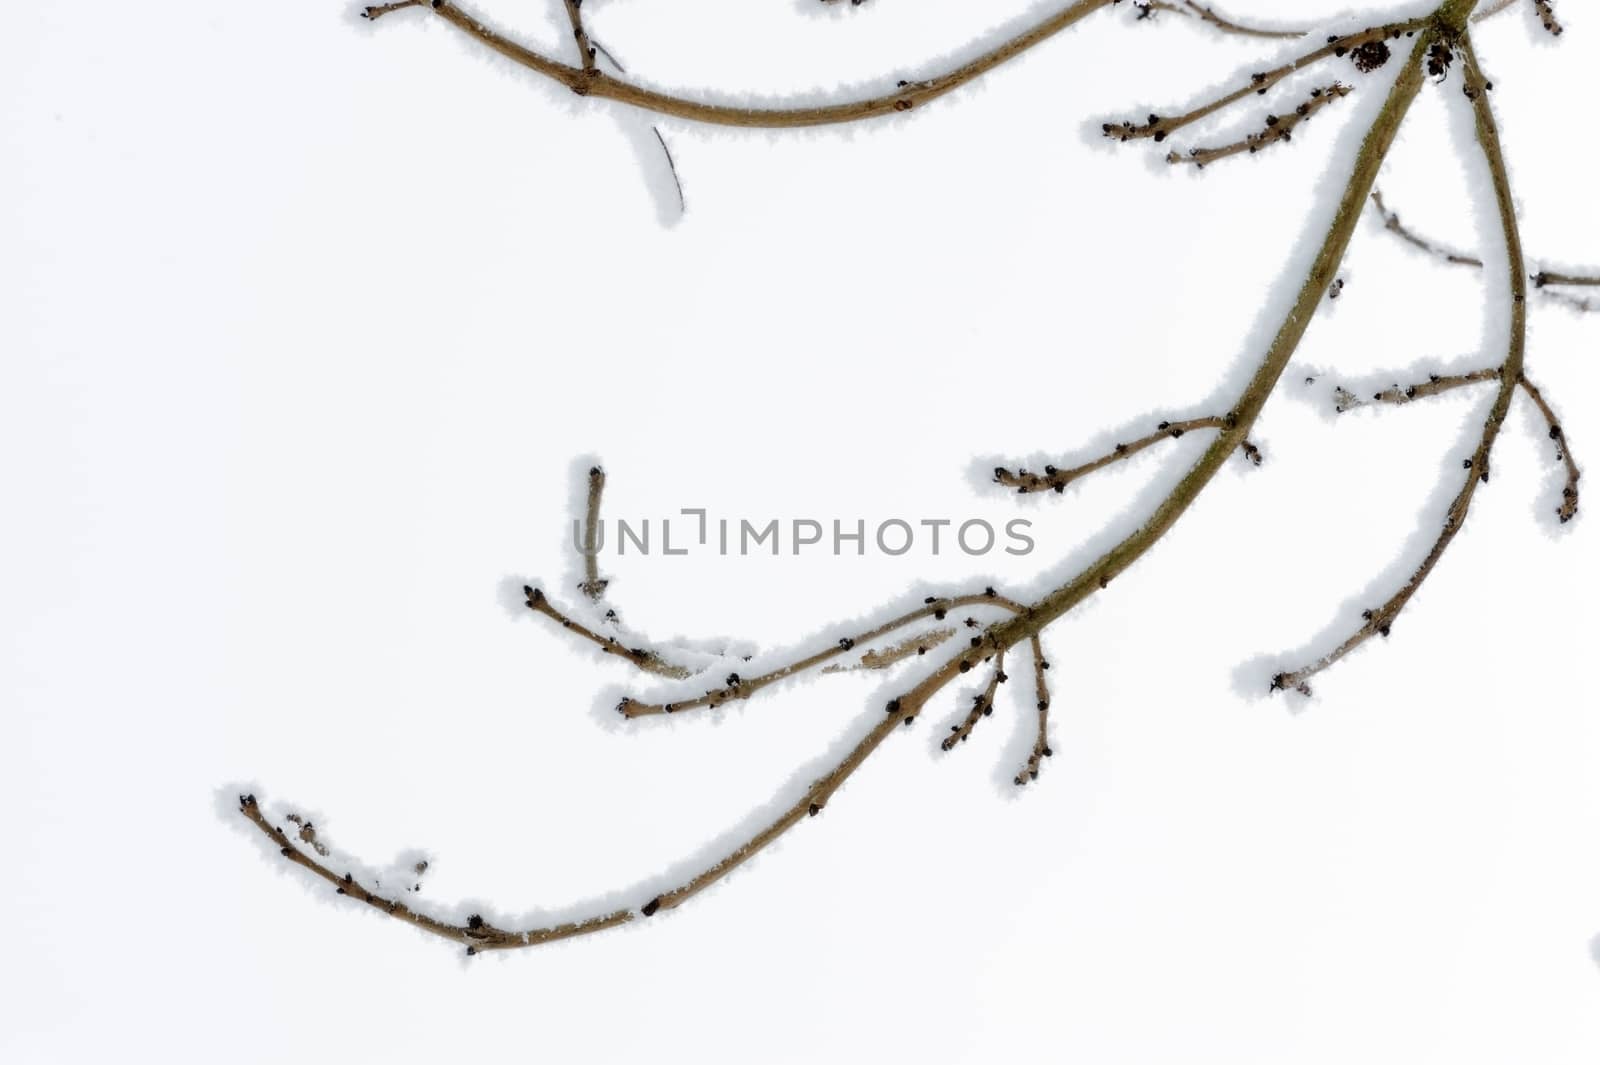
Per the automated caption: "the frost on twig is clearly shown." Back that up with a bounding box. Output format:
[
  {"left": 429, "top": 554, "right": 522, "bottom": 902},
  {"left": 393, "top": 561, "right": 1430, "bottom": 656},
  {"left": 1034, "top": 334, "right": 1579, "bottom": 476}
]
[
  {"left": 1167, "top": 83, "right": 1350, "bottom": 167},
  {"left": 994, "top": 416, "right": 1260, "bottom": 495},
  {"left": 238, "top": 0, "right": 1590, "bottom": 953}
]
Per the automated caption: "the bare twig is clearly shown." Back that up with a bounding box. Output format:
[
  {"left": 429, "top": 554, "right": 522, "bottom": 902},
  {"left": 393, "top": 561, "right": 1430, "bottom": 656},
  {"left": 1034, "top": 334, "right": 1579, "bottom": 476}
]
[
  {"left": 1371, "top": 189, "right": 1482, "bottom": 267},
  {"left": 579, "top": 465, "right": 608, "bottom": 600},
  {"left": 1137, "top": 1, "right": 1303, "bottom": 40},
  {"left": 361, "top": 0, "right": 425, "bottom": 18},
  {"left": 561, "top": 0, "right": 597, "bottom": 72},
  {"left": 652, "top": 127, "right": 686, "bottom": 214},
  {"left": 1332, "top": 367, "right": 1501, "bottom": 413},
  {"left": 525, "top": 586, "right": 693, "bottom": 679},
  {"left": 1015, "top": 635, "right": 1054, "bottom": 786},
  {"left": 1274, "top": 33, "right": 1527, "bottom": 697},
  {"left": 365, "top": 0, "right": 1118, "bottom": 127},
  {"left": 1518, "top": 374, "right": 1582, "bottom": 523},
  {"left": 1534, "top": 270, "right": 1600, "bottom": 289},
  {"left": 617, "top": 590, "right": 1025, "bottom": 717},
  {"left": 246, "top": 3, "right": 1560, "bottom": 954},
  {"left": 941, "top": 651, "right": 1007, "bottom": 751},
  {"left": 994, "top": 416, "right": 1260, "bottom": 495},
  {"left": 1167, "top": 83, "right": 1350, "bottom": 167},
  {"left": 1532, "top": 0, "right": 1565, "bottom": 37},
  {"left": 1372, "top": 191, "right": 1596, "bottom": 312},
  {"left": 1102, "top": 21, "right": 1421, "bottom": 144},
  {"left": 238, "top": 794, "right": 634, "bottom": 954},
  {"left": 822, "top": 628, "right": 959, "bottom": 672}
]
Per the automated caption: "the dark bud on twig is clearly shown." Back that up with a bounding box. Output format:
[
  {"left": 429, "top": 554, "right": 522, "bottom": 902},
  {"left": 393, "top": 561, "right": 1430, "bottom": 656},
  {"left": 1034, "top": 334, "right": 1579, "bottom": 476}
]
[
  {"left": 641, "top": 898, "right": 661, "bottom": 917},
  {"left": 1350, "top": 40, "right": 1391, "bottom": 74}
]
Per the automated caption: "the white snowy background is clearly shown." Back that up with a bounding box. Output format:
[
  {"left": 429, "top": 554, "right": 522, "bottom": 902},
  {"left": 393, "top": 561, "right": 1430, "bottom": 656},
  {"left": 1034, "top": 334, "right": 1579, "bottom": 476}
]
[{"left": 4, "top": 0, "right": 1599, "bottom": 1061}]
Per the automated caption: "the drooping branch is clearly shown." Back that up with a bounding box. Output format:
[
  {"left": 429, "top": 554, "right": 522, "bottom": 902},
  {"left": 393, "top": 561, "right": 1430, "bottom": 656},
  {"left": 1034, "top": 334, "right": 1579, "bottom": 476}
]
[
  {"left": 1274, "top": 31, "right": 1528, "bottom": 697},
  {"left": 941, "top": 650, "right": 1007, "bottom": 751},
  {"left": 994, "top": 416, "right": 1260, "bottom": 495},
  {"left": 238, "top": 794, "right": 635, "bottom": 953},
  {"left": 364, "top": 0, "right": 1118, "bottom": 128},
  {"left": 1518, "top": 373, "right": 1582, "bottom": 523},
  {"left": 244, "top": 4, "right": 1530, "bottom": 955},
  {"left": 1016, "top": 635, "right": 1055, "bottom": 786},
  {"left": 1135, "top": 1, "right": 1303, "bottom": 40},
  {"left": 823, "top": 627, "right": 959, "bottom": 672}
]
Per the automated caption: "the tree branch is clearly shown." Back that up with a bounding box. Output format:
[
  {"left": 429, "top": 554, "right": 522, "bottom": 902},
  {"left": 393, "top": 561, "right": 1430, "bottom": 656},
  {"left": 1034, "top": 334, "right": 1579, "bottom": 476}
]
[
  {"left": 1166, "top": 82, "right": 1350, "bottom": 167},
  {"left": 238, "top": 794, "right": 634, "bottom": 953},
  {"left": 1273, "top": 29, "right": 1528, "bottom": 697},
  {"left": 994, "top": 416, "right": 1260, "bottom": 495},
  {"left": 617, "top": 591, "right": 1025, "bottom": 718},
  {"left": 1518, "top": 373, "right": 1582, "bottom": 523},
  {"left": 365, "top": 0, "right": 1116, "bottom": 128}
]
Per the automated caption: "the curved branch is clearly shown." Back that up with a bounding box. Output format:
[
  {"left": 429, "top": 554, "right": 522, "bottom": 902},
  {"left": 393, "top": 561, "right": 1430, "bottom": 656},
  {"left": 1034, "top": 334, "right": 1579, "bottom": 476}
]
[
  {"left": 247, "top": 5, "right": 1476, "bottom": 954},
  {"left": 1016, "top": 635, "right": 1055, "bottom": 786},
  {"left": 368, "top": 0, "right": 1115, "bottom": 128},
  {"left": 238, "top": 794, "right": 634, "bottom": 952},
  {"left": 1518, "top": 373, "right": 1582, "bottom": 523},
  {"left": 1274, "top": 32, "right": 1528, "bottom": 696}
]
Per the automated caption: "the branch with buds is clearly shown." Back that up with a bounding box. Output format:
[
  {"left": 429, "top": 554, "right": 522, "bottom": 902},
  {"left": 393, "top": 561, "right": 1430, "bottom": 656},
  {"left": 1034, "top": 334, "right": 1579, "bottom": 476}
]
[{"left": 239, "top": 0, "right": 1592, "bottom": 953}]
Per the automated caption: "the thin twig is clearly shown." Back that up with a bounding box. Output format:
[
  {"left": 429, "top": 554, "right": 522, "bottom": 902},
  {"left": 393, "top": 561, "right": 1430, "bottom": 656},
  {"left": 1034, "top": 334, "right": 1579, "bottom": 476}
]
[
  {"left": 941, "top": 650, "right": 1007, "bottom": 751},
  {"left": 525, "top": 586, "right": 693, "bottom": 679},
  {"left": 365, "top": 0, "right": 1117, "bottom": 127},
  {"left": 1371, "top": 189, "right": 1482, "bottom": 267},
  {"left": 1274, "top": 32, "right": 1527, "bottom": 696},
  {"left": 556, "top": 0, "right": 595, "bottom": 71},
  {"left": 579, "top": 465, "right": 608, "bottom": 600},
  {"left": 1372, "top": 191, "right": 1596, "bottom": 311},
  {"left": 1332, "top": 366, "right": 1500, "bottom": 413},
  {"left": 1138, "top": 1, "right": 1303, "bottom": 40},
  {"left": 994, "top": 416, "right": 1260, "bottom": 495},
  {"left": 1015, "top": 635, "right": 1054, "bottom": 786},
  {"left": 822, "top": 628, "right": 959, "bottom": 672},
  {"left": 361, "top": 0, "right": 425, "bottom": 18},
  {"left": 1518, "top": 374, "right": 1582, "bottom": 523},
  {"left": 1532, "top": 0, "right": 1565, "bottom": 37},
  {"left": 238, "top": 794, "right": 635, "bottom": 953},
  {"left": 1167, "top": 83, "right": 1350, "bottom": 167},
  {"left": 1102, "top": 21, "right": 1422, "bottom": 144},
  {"left": 652, "top": 127, "right": 686, "bottom": 214},
  {"left": 618, "top": 590, "right": 1026, "bottom": 717},
  {"left": 1534, "top": 270, "right": 1600, "bottom": 288},
  {"left": 250, "top": 8, "right": 1486, "bottom": 953}
]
